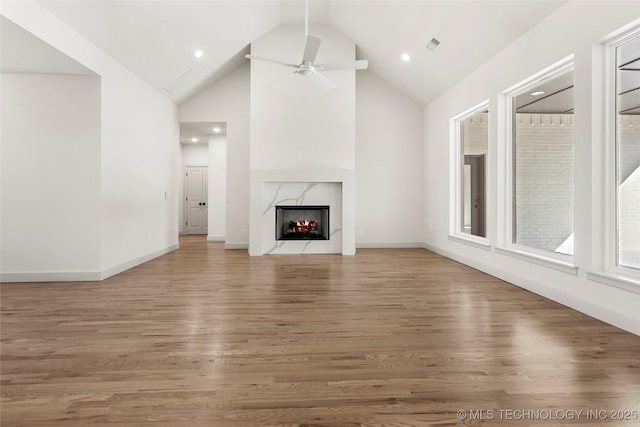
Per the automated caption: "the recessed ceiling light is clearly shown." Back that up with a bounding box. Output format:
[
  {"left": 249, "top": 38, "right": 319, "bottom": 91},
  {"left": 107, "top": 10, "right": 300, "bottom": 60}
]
[
  {"left": 194, "top": 50, "right": 203, "bottom": 58},
  {"left": 531, "top": 91, "right": 545, "bottom": 96},
  {"left": 191, "top": 137, "right": 198, "bottom": 142},
  {"left": 212, "top": 127, "right": 221, "bottom": 133},
  {"left": 401, "top": 53, "right": 411, "bottom": 62}
]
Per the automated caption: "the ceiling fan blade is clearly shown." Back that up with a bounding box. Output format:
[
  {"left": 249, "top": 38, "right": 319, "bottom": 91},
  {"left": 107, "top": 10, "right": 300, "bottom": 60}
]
[
  {"left": 245, "top": 54, "right": 299, "bottom": 69},
  {"left": 316, "top": 60, "right": 369, "bottom": 71},
  {"left": 267, "top": 71, "right": 296, "bottom": 87},
  {"left": 302, "top": 35, "right": 322, "bottom": 64},
  {"left": 312, "top": 71, "right": 336, "bottom": 89}
]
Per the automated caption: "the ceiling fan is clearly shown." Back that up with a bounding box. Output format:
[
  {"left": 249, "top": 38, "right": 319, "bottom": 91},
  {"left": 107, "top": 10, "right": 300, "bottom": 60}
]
[{"left": 244, "top": 0, "right": 368, "bottom": 87}]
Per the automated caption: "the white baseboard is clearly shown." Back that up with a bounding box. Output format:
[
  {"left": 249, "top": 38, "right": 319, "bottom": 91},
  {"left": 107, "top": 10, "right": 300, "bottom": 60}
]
[
  {"left": 1, "top": 243, "right": 180, "bottom": 283},
  {"left": 356, "top": 241, "right": 424, "bottom": 249},
  {"left": 1, "top": 270, "right": 101, "bottom": 283},
  {"left": 100, "top": 243, "right": 179, "bottom": 280},
  {"left": 224, "top": 242, "right": 249, "bottom": 250},
  {"left": 207, "top": 235, "right": 225, "bottom": 242},
  {"left": 422, "top": 242, "right": 640, "bottom": 336}
]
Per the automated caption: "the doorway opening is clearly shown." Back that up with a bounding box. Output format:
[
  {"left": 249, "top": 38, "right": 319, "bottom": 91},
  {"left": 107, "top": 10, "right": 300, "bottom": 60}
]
[
  {"left": 179, "top": 122, "right": 227, "bottom": 239},
  {"left": 463, "top": 154, "right": 486, "bottom": 237}
]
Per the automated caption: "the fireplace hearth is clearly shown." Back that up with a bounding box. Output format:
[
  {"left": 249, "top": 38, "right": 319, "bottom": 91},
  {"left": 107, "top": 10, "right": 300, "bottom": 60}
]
[{"left": 276, "top": 205, "right": 330, "bottom": 240}]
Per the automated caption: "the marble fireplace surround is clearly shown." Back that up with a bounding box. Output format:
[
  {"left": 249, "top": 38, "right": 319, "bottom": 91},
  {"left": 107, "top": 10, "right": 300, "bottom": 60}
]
[{"left": 249, "top": 169, "right": 356, "bottom": 256}]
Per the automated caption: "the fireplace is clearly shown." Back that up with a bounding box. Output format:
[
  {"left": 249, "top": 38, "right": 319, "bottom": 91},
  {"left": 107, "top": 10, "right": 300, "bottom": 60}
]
[
  {"left": 275, "top": 205, "right": 330, "bottom": 240},
  {"left": 251, "top": 176, "right": 352, "bottom": 255}
]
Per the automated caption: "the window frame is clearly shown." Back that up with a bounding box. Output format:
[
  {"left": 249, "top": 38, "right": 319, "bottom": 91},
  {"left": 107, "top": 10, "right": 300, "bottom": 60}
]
[
  {"left": 604, "top": 27, "right": 640, "bottom": 279},
  {"left": 449, "top": 100, "right": 491, "bottom": 249},
  {"left": 498, "top": 55, "right": 578, "bottom": 274}
]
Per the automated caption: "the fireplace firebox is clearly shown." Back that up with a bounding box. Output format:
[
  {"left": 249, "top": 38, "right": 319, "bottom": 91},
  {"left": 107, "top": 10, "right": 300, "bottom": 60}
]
[{"left": 275, "top": 205, "right": 330, "bottom": 240}]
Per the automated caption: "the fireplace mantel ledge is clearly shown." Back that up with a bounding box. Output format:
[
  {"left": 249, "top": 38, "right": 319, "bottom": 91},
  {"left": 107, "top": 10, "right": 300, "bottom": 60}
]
[{"left": 250, "top": 169, "right": 354, "bottom": 183}]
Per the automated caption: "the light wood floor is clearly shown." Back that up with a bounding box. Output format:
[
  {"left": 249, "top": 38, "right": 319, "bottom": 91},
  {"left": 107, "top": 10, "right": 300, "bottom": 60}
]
[{"left": 2, "top": 236, "right": 639, "bottom": 426}]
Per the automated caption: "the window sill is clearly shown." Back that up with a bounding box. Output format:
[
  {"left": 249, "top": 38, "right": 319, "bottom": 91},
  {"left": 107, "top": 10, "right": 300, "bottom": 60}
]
[
  {"left": 448, "top": 234, "right": 491, "bottom": 251},
  {"left": 495, "top": 246, "right": 578, "bottom": 275},
  {"left": 587, "top": 271, "right": 640, "bottom": 295}
]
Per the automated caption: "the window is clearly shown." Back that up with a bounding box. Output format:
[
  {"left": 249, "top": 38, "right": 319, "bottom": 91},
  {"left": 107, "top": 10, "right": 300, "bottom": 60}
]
[
  {"left": 451, "top": 102, "right": 489, "bottom": 243},
  {"left": 612, "top": 32, "right": 640, "bottom": 271},
  {"left": 502, "top": 57, "right": 575, "bottom": 261}
]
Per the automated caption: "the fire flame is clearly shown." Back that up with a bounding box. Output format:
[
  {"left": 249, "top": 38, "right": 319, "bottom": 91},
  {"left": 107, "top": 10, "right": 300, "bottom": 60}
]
[{"left": 290, "top": 219, "right": 318, "bottom": 233}]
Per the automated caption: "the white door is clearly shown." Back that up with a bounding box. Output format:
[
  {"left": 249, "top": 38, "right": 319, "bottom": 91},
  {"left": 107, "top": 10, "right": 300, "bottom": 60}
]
[{"left": 185, "top": 166, "right": 208, "bottom": 235}]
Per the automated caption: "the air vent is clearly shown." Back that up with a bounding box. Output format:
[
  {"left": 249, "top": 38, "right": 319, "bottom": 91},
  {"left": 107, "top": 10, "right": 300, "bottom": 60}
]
[{"left": 426, "top": 38, "right": 441, "bottom": 52}]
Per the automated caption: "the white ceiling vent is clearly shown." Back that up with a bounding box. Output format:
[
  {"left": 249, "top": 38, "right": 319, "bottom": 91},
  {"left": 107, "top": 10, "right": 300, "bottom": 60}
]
[{"left": 426, "top": 38, "right": 441, "bottom": 52}]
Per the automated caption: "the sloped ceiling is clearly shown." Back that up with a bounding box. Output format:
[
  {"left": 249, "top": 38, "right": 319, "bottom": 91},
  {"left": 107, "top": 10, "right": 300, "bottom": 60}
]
[
  {"left": 36, "top": 0, "right": 566, "bottom": 106},
  {"left": 0, "top": 15, "right": 96, "bottom": 76}
]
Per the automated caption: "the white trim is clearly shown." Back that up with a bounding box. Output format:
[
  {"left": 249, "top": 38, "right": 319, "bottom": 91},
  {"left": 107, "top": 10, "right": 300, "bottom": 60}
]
[
  {"left": 587, "top": 271, "right": 640, "bottom": 295},
  {"left": 501, "top": 55, "right": 575, "bottom": 98},
  {"left": 423, "top": 242, "right": 638, "bottom": 336},
  {"left": 0, "top": 271, "right": 101, "bottom": 283},
  {"left": 603, "top": 25, "right": 640, "bottom": 275},
  {"left": 603, "top": 29, "right": 618, "bottom": 273},
  {"left": 590, "top": 40, "right": 607, "bottom": 273},
  {"left": 495, "top": 246, "right": 577, "bottom": 275},
  {"left": 449, "top": 100, "right": 490, "bottom": 239},
  {"left": 498, "top": 55, "right": 576, "bottom": 264},
  {"left": 356, "top": 241, "right": 424, "bottom": 249},
  {"left": 497, "top": 89, "right": 511, "bottom": 248},
  {"left": 100, "top": 243, "right": 179, "bottom": 280},
  {"left": 207, "top": 235, "right": 225, "bottom": 242},
  {"left": 0, "top": 243, "right": 180, "bottom": 283},
  {"left": 448, "top": 234, "right": 491, "bottom": 251},
  {"left": 449, "top": 115, "right": 459, "bottom": 237},
  {"left": 224, "top": 242, "right": 249, "bottom": 250},
  {"left": 602, "top": 17, "right": 640, "bottom": 46}
]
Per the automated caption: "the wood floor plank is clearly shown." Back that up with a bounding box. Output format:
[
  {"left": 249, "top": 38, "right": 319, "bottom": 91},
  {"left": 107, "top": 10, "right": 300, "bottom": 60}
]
[{"left": 1, "top": 235, "right": 639, "bottom": 426}]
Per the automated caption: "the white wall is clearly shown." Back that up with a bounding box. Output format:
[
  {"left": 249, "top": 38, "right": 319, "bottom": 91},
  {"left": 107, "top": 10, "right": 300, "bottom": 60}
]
[
  {"left": 356, "top": 70, "right": 424, "bottom": 247},
  {"left": 250, "top": 25, "right": 356, "bottom": 171},
  {"left": 181, "top": 142, "right": 209, "bottom": 166},
  {"left": 178, "top": 143, "right": 208, "bottom": 234},
  {"left": 1, "top": 74, "right": 101, "bottom": 280},
  {"left": 619, "top": 115, "right": 640, "bottom": 268},
  {"left": 462, "top": 112, "right": 489, "bottom": 156},
  {"left": 423, "top": 1, "right": 640, "bottom": 334},
  {"left": 100, "top": 68, "right": 179, "bottom": 277},
  {"left": 247, "top": 25, "right": 357, "bottom": 255},
  {"left": 181, "top": 27, "right": 425, "bottom": 251},
  {"left": 515, "top": 113, "right": 574, "bottom": 252},
  {"left": 620, "top": 166, "right": 640, "bottom": 267},
  {"left": 2, "top": 2, "right": 179, "bottom": 280},
  {"left": 178, "top": 64, "right": 249, "bottom": 248},
  {"left": 208, "top": 135, "right": 227, "bottom": 241}
]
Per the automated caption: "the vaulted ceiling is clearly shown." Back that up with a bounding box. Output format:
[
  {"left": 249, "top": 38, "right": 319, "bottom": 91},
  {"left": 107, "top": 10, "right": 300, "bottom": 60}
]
[{"left": 35, "top": 1, "right": 567, "bottom": 106}]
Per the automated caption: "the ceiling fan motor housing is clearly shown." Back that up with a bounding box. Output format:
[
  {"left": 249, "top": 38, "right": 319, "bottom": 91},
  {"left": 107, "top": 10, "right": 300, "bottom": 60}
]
[{"left": 297, "top": 65, "right": 315, "bottom": 76}]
